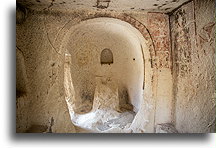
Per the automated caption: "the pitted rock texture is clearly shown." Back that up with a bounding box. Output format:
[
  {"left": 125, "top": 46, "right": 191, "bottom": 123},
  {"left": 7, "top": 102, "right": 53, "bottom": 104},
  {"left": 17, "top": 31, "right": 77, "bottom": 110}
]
[{"left": 170, "top": 0, "right": 215, "bottom": 133}]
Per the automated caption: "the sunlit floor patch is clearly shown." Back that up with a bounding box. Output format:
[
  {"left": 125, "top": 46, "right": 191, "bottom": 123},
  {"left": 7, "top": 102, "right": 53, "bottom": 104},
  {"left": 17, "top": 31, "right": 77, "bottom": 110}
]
[{"left": 71, "top": 109, "right": 135, "bottom": 133}]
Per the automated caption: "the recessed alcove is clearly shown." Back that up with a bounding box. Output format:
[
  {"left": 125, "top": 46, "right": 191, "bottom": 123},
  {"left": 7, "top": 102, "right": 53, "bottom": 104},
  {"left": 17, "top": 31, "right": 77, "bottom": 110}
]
[
  {"left": 63, "top": 17, "right": 152, "bottom": 132},
  {"left": 100, "top": 48, "right": 113, "bottom": 65}
]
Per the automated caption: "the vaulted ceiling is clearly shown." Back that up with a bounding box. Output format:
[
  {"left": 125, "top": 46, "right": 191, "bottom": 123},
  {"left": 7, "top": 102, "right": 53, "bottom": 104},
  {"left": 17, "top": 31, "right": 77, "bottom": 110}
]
[{"left": 17, "top": 0, "right": 191, "bottom": 13}]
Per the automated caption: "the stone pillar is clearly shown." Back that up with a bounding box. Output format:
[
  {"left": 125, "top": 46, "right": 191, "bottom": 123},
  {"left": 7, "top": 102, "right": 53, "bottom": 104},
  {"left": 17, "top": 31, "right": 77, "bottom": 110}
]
[{"left": 92, "top": 77, "right": 119, "bottom": 111}]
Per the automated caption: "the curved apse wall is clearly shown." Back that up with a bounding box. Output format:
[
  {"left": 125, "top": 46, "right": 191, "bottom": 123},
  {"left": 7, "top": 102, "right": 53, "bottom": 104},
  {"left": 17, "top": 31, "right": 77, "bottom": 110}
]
[{"left": 65, "top": 18, "right": 145, "bottom": 113}]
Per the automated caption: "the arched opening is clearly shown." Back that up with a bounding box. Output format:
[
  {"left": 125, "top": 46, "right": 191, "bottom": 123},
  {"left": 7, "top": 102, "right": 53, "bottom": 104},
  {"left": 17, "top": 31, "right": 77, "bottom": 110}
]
[
  {"left": 100, "top": 48, "right": 113, "bottom": 65},
  {"left": 63, "top": 17, "right": 153, "bottom": 133}
]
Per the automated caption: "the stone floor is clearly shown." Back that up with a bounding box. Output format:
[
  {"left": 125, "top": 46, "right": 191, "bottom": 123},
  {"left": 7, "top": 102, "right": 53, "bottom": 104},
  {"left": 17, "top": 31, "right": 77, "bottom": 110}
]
[{"left": 72, "top": 109, "right": 135, "bottom": 133}]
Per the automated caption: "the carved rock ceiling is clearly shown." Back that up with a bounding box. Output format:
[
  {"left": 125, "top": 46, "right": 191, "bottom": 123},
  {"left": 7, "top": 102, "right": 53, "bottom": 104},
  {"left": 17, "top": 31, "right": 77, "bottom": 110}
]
[{"left": 17, "top": 0, "right": 191, "bottom": 13}]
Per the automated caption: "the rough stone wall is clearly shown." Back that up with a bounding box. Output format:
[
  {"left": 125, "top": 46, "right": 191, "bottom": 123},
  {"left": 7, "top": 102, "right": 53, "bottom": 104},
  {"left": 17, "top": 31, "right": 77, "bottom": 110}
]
[
  {"left": 170, "top": 0, "right": 215, "bottom": 133},
  {"left": 147, "top": 13, "right": 171, "bottom": 69},
  {"left": 147, "top": 13, "right": 174, "bottom": 127},
  {"left": 16, "top": 9, "right": 75, "bottom": 133},
  {"left": 16, "top": 48, "right": 30, "bottom": 132}
]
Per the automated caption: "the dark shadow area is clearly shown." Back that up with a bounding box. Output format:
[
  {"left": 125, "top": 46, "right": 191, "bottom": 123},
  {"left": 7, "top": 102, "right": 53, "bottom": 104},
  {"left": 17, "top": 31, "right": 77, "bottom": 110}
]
[{"left": 10, "top": 6, "right": 212, "bottom": 143}]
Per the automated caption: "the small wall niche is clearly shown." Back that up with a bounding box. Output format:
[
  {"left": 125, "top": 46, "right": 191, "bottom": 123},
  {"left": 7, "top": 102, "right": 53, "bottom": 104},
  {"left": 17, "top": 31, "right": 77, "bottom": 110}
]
[
  {"left": 16, "top": 48, "right": 27, "bottom": 98},
  {"left": 100, "top": 48, "right": 113, "bottom": 65}
]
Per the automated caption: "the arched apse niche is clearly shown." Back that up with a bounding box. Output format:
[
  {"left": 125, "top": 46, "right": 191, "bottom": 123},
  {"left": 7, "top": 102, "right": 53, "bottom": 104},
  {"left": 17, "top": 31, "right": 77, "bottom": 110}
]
[
  {"left": 100, "top": 48, "right": 113, "bottom": 65},
  {"left": 62, "top": 17, "right": 154, "bottom": 133}
]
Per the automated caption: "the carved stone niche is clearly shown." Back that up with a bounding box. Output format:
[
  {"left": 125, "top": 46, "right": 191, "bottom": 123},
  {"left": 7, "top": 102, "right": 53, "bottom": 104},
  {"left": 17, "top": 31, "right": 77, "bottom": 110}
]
[{"left": 100, "top": 48, "right": 113, "bottom": 65}]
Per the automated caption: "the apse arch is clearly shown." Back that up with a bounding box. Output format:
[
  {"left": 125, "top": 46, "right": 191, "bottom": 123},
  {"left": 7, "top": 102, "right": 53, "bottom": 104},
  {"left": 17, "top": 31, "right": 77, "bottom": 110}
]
[{"left": 62, "top": 17, "right": 154, "bottom": 132}]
